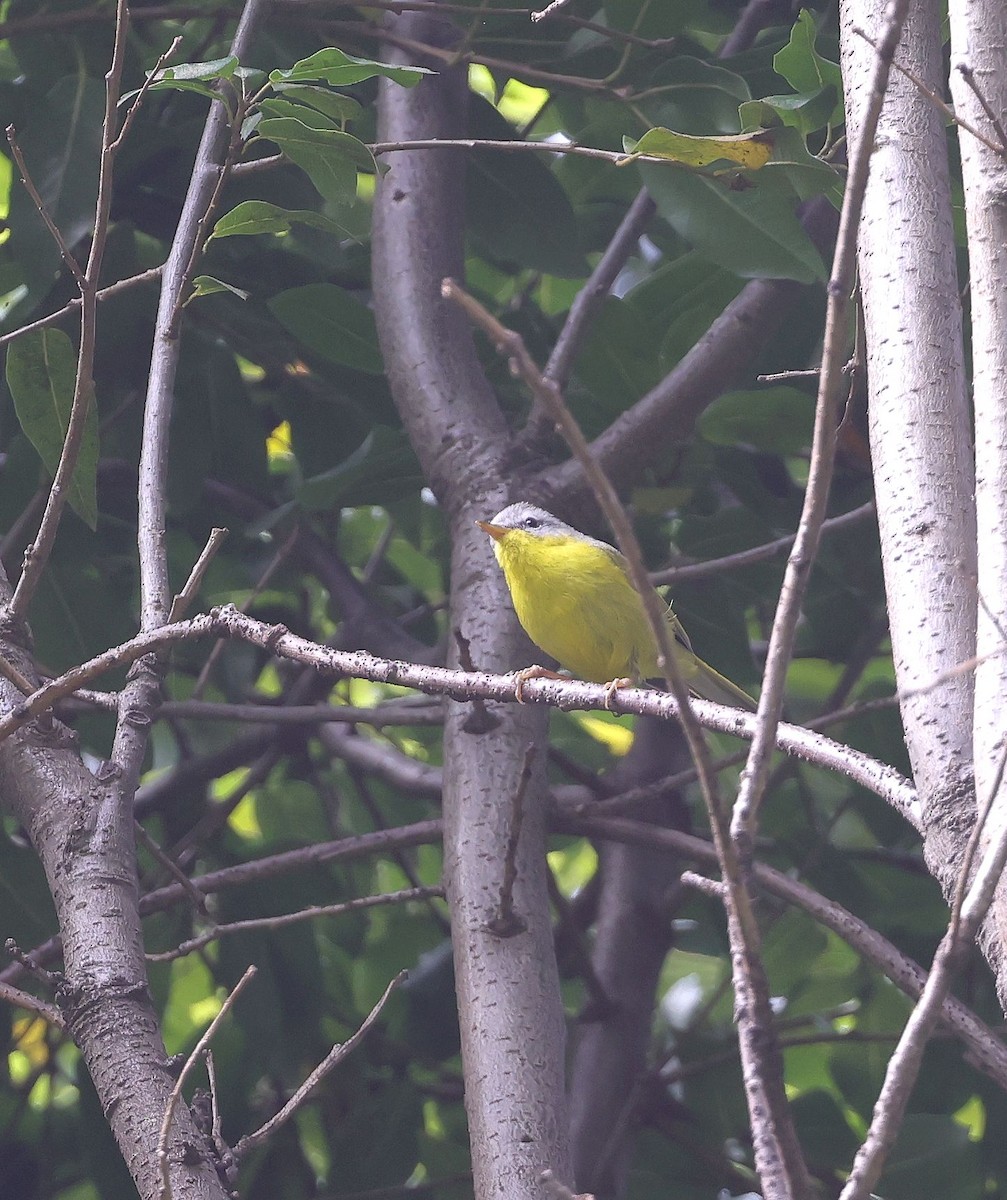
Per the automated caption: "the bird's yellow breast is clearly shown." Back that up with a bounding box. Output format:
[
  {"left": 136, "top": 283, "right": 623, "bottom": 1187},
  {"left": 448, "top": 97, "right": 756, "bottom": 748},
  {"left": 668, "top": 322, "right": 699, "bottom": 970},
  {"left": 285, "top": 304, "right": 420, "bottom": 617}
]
[{"left": 493, "top": 529, "right": 659, "bottom": 683}]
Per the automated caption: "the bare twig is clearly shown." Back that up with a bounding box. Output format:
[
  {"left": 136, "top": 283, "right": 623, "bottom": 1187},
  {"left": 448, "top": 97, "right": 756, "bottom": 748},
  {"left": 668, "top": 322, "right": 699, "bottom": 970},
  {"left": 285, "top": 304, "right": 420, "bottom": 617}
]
[
  {"left": 117, "top": 0, "right": 270, "bottom": 808},
  {"left": 0, "top": 266, "right": 164, "bottom": 351},
  {"left": 853, "top": 27, "right": 1006, "bottom": 159},
  {"left": 168, "top": 528, "right": 229, "bottom": 623},
  {"left": 956, "top": 63, "right": 1007, "bottom": 156},
  {"left": 0, "top": 605, "right": 919, "bottom": 816},
  {"left": 7, "top": 0, "right": 132, "bottom": 622},
  {"left": 134, "top": 820, "right": 208, "bottom": 912},
  {"left": 0, "top": 653, "right": 36, "bottom": 697},
  {"left": 369, "top": 137, "right": 689, "bottom": 166},
  {"left": 531, "top": 0, "right": 573, "bottom": 22},
  {"left": 559, "top": 812, "right": 1007, "bottom": 1093},
  {"left": 113, "top": 35, "right": 184, "bottom": 151},
  {"left": 137, "top": 0, "right": 268, "bottom": 634},
  {"left": 539, "top": 188, "right": 656, "bottom": 397},
  {"left": 5, "top": 126, "right": 86, "bottom": 286},
  {"left": 0, "top": 980, "right": 64, "bottom": 1028},
  {"left": 68, "top": 692, "right": 443, "bottom": 727},
  {"left": 158, "top": 964, "right": 257, "bottom": 1200},
  {"left": 147, "top": 886, "right": 444, "bottom": 962},
  {"left": 234, "top": 969, "right": 407, "bottom": 1159},
  {"left": 651, "top": 501, "right": 876, "bottom": 586},
  {"left": 191, "top": 523, "right": 297, "bottom": 699}
]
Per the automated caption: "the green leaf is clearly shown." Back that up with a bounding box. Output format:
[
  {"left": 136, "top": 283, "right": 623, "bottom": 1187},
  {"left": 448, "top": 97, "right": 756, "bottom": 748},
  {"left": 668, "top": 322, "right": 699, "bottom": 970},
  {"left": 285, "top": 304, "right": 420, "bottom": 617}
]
[
  {"left": 740, "top": 87, "right": 839, "bottom": 136},
  {"left": 269, "top": 48, "right": 431, "bottom": 88},
  {"left": 6, "top": 327, "right": 98, "bottom": 528},
  {"left": 774, "top": 11, "right": 844, "bottom": 124},
  {"left": 270, "top": 85, "right": 363, "bottom": 125},
  {"left": 269, "top": 282, "right": 383, "bottom": 373},
  {"left": 4, "top": 75, "right": 104, "bottom": 322},
  {"left": 142, "top": 56, "right": 240, "bottom": 102},
  {"left": 635, "top": 57, "right": 752, "bottom": 134},
  {"left": 256, "top": 117, "right": 374, "bottom": 205},
  {"left": 297, "top": 427, "right": 423, "bottom": 510},
  {"left": 624, "top": 252, "right": 744, "bottom": 369},
  {"left": 155, "top": 56, "right": 239, "bottom": 82},
  {"left": 211, "top": 200, "right": 351, "bottom": 240},
  {"left": 745, "top": 127, "right": 844, "bottom": 207},
  {"left": 879, "top": 1114, "right": 982, "bottom": 1200},
  {"left": 188, "top": 275, "right": 250, "bottom": 301},
  {"left": 641, "top": 161, "right": 826, "bottom": 282},
  {"left": 699, "top": 387, "right": 814, "bottom": 454},
  {"left": 466, "top": 98, "right": 586, "bottom": 277}
]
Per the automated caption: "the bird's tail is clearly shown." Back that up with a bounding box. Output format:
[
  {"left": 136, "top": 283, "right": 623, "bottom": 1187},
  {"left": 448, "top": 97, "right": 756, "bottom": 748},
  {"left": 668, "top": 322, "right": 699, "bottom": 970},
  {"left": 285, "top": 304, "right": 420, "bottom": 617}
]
[{"left": 690, "top": 657, "right": 757, "bottom": 711}]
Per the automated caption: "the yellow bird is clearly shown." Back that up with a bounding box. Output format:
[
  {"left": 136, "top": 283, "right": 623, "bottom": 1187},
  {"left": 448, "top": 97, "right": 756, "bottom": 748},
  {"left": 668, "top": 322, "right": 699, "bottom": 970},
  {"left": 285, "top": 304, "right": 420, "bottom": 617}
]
[{"left": 477, "top": 502, "right": 756, "bottom": 709}]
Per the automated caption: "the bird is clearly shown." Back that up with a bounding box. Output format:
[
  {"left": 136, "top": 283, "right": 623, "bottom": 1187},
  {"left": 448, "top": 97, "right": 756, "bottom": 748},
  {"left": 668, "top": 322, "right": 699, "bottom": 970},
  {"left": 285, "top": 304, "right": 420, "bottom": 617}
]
[{"left": 476, "top": 502, "right": 756, "bottom": 710}]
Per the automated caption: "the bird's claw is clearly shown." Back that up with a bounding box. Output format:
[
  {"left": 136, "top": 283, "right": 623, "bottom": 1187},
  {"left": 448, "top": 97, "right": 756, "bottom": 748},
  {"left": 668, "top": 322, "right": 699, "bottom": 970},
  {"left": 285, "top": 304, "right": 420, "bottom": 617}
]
[
  {"left": 514, "top": 665, "right": 565, "bottom": 703},
  {"left": 603, "top": 677, "right": 635, "bottom": 710}
]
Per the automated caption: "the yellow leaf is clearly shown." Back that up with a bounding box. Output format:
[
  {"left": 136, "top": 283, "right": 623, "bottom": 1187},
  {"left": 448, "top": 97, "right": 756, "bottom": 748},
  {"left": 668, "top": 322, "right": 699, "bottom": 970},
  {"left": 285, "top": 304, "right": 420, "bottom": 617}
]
[{"left": 624, "top": 127, "right": 775, "bottom": 171}]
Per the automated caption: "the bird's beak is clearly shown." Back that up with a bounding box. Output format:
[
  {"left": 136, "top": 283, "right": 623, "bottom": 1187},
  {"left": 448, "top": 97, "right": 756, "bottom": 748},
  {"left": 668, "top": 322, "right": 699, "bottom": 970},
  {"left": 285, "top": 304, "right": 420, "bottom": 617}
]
[{"left": 476, "top": 519, "right": 508, "bottom": 541}]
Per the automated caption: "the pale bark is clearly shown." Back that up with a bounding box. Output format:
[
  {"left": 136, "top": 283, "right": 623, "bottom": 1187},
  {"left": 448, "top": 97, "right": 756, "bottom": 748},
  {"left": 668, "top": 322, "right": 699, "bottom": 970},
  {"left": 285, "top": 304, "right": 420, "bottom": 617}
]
[
  {"left": 948, "top": 0, "right": 1007, "bottom": 997},
  {"left": 840, "top": 0, "right": 979, "bottom": 938},
  {"left": 372, "top": 13, "right": 572, "bottom": 1197},
  {"left": 0, "top": 595, "right": 227, "bottom": 1200}
]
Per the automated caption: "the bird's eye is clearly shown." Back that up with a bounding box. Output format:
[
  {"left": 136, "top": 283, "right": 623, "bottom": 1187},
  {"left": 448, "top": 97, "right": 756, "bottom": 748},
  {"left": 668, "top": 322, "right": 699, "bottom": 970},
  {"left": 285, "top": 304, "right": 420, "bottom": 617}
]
[{"left": 523, "top": 516, "right": 541, "bottom": 529}]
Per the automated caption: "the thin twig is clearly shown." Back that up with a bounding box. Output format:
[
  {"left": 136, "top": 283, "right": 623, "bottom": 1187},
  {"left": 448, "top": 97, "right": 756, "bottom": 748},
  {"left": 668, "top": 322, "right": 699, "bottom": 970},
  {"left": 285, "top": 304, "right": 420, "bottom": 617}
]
[
  {"left": 6, "top": 0, "right": 132, "bottom": 622},
  {"left": 0, "top": 266, "right": 164, "bottom": 351},
  {"left": 147, "top": 886, "right": 444, "bottom": 962},
  {"left": 157, "top": 964, "right": 257, "bottom": 1200},
  {"left": 369, "top": 136, "right": 690, "bottom": 166},
  {"left": 168, "top": 527, "right": 228, "bottom": 623},
  {"left": 531, "top": 0, "right": 573, "bottom": 22},
  {"left": 723, "top": 9, "right": 909, "bottom": 1179},
  {"left": 113, "top": 35, "right": 184, "bottom": 151},
  {"left": 652, "top": 501, "right": 876, "bottom": 586},
  {"left": 539, "top": 188, "right": 656, "bottom": 396},
  {"left": 234, "top": 969, "right": 407, "bottom": 1159},
  {"left": 853, "top": 26, "right": 1006, "bottom": 160},
  {"left": 191, "top": 523, "right": 298, "bottom": 699},
  {"left": 956, "top": 63, "right": 1007, "bottom": 156},
  {"left": 0, "top": 605, "right": 919, "bottom": 815},
  {"left": 5, "top": 127, "right": 86, "bottom": 287},
  {"left": 134, "top": 820, "right": 208, "bottom": 912},
  {"left": 137, "top": 0, "right": 268, "bottom": 635},
  {"left": 559, "top": 812, "right": 1007, "bottom": 1093},
  {"left": 0, "top": 980, "right": 64, "bottom": 1028},
  {"left": 67, "top": 693, "right": 444, "bottom": 727},
  {"left": 0, "top": 653, "right": 36, "bottom": 697}
]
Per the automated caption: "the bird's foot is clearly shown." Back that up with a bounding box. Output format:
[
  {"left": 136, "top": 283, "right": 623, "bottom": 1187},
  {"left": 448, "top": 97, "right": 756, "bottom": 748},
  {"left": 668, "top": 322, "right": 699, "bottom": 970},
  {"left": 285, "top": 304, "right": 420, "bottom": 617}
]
[
  {"left": 603, "top": 677, "right": 636, "bottom": 709},
  {"left": 514, "top": 665, "right": 566, "bottom": 703}
]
